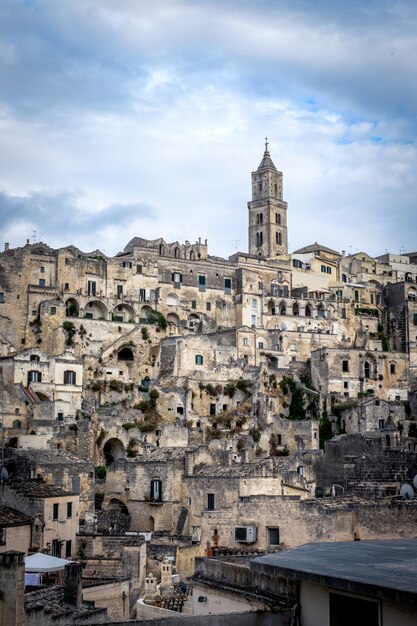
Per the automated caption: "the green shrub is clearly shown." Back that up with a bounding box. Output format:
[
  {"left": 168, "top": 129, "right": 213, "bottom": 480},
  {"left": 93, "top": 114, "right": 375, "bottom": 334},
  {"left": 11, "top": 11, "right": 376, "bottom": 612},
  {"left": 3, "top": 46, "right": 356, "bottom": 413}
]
[
  {"left": 63, "top": 321, "right": 76, "bottom": 346},
  {"left": 95, "top": 465, "right": 107, "bottom": 479},
  {"left": 141, "top": 327, "right": 150, "bottom": 340}
]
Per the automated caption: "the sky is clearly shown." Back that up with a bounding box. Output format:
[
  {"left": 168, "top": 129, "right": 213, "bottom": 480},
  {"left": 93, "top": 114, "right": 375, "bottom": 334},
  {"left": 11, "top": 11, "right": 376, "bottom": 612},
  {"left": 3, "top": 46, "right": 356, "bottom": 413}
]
[{"left": 0, "top": 0, "right": 416, "bottom": 259}]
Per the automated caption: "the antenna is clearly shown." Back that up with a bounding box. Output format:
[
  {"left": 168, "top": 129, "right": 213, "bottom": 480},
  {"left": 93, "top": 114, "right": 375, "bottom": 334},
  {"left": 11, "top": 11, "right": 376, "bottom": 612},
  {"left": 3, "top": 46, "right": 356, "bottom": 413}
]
[
  {"left": 32, "top": 230, "right": 37, "bottom": 243},
  {"left": 231, "top": 239, "right": 240, "bottom": 251},
  {"left": 400, "top": 484, "right": 414, "bottom": 500}
]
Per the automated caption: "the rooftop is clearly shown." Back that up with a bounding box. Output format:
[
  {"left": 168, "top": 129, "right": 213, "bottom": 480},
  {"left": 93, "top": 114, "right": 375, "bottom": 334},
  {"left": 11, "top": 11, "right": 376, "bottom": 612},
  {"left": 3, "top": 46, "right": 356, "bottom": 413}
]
[
  {"left": 293, "top": 242, "right": 341, "bottom": 257},
  {"left": 8, "top": 481, "right": 71, "bottom": 498},
  {"left": 253, "top": 539, "right": 417, "bottom": 599},
  {"left": 0, "top": 505, "right": 32, "bottom": 527}
]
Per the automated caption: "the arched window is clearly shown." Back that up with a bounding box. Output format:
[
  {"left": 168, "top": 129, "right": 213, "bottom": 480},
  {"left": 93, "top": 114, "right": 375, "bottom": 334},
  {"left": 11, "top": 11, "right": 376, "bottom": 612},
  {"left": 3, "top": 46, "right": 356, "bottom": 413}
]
[
  {"left": 305, "top": 304, "right": 312, "bottom": 318},
  {"left": 259, "top": 232, "right": 263, "bottom": 245},
  {"left": 276, "top": 232, "right": 282, "bottom": 245},
  {"left": 195, "top": 354, "right": 203, "bottom": 365},
  {"left": 258, "top": 182, "right": 262, "bottom": 193},
  {"left": 174, "top": 247, "right": 180, "bottom": 259},
  {"left": 13, "top": 419, "right": 22, "bottom": 429},
  {"left": 279, "top": 302, "right": 286, "bottom": 315},
  {"left": 293, "top": 303, "right": 299, "bottom": 316},
  {"left": 276, "top": 213, "right": 281, "bottom": 224},
  {"left": 274, "top": 184, "right": 278, "bottom": 196},
  {"left": 342, "top": 274, "right": 347, "bottom": 283},
  {"left": 364, "top": 361, "right": 371, "bottom": 379},
  {"left": 159, "top": 244, "right": 164, "bottom": 256},
  {"left": 259, "top": 213, "right": 263, "bottom": 224},
  {"left": 256, "top": 213, "right": 259, "bottom": 224}
]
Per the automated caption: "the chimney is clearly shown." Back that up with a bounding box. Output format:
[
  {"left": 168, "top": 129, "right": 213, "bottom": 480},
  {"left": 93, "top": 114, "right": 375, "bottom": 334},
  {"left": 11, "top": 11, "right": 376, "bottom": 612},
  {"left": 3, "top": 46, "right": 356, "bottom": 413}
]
[
  {"left": 26, "top": 239, "right": 30, "bottom": 245},
  {"left": 0, "top": 551, "right": 25, "bottom": 626},
  {"left": 4, "top": 243, "right": 9, "bottom": 251},
  {"left": 64, "top": 562, "right": 82, "bottom": 607},
  {"left": 342, "top": 250, "right": 345, "bottom": 257}
]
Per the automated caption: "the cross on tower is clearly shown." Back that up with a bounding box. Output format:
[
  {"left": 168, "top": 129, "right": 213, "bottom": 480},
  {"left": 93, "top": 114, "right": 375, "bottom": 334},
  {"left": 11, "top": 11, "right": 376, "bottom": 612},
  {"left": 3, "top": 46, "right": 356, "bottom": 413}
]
[{"left": 265, "top": 137, "right": 269, "bottom": 152}]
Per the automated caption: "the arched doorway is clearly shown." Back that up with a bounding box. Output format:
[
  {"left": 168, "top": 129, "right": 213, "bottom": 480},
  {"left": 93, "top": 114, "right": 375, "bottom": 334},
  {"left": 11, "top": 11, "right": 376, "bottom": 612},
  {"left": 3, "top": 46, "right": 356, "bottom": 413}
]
[
  {"left": 107, "top": 498, "right": 130, "bottom": 532},
  {"left": 103, "top": 438, "right": 125, "bottom": 465},
  {"left": 118, "top": 346, "right": 134, "bottom": 361},
  {"left": 65, "top": 298, "right": 79, "bottom": 317}
]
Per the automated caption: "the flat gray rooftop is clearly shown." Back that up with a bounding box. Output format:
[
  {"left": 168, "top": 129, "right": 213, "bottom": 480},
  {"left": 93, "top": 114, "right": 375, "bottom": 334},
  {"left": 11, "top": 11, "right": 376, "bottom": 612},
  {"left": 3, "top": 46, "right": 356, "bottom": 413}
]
[{"left": 253, "top": 539, "right": 417, "bottom": 597}]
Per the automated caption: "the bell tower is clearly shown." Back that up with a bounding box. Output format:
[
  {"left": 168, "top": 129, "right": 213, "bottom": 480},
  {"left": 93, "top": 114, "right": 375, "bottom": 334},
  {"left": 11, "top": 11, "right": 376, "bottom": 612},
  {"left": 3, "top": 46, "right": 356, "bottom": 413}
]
[{"left": 248, "top": 139, "right": 288, "bottom": 258}]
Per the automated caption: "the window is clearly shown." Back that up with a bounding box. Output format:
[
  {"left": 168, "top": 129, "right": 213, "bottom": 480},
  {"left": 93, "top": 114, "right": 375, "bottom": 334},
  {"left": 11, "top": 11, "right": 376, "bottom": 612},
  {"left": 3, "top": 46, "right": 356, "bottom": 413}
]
[
  {"left": 327, "top": 267, "right": 332, "bottom": 274},
  {"left": 39, "top": 279, "right": 45, "bottom": 286},
  {"left": 206, "top": 302, "right": 211, "bottom": 311},
  {"left": 136, "top": 264, "right": 142, "bottom": 274},
  {"left": 150, "top": 479, "right": 162, "bottom": 502},
  {"left": 413, "top": 313, "right": 417, "bottom": 326},
  {"left": 297, "top": 466, "right": 304, "bottom": 476},
  {"left": 342, "top": 274, "right": 347, "bottom": 282},
  {"left": 329, "top": 592, "right": 379, "bottom": 626},
  {"left": 64, "top": 370, "right": 76, "bottom": 385},
  {"left": 379, "top": 419, "right": 385, "bottom": 429},
  {"left": 268, "top": 527, "right": 280, "bottom": 546},
  {"left": 30, "top": 355, "right": 40, "bottom": 362},
  {"left": 243, "top": 337, "right": 249, "bottom": 346},
  {"left": 28, "top": 370, "right": 41, "bottom": 384},
  {"left": 276, "top": 232, "right": 282, "bottom": 245},
  {"left": 210, "top": 404, "right": 216, "bottom": 416},
  {"left": 342, "top": 360, "right": 349, "bottom": 372},
  {"left": 370, "top": 293, "right": 374, "bottom": 304},
  {"left": 139, "top": 288, "right": 146, "bottom": 302},
  {"left": 172, "top": 272, "right": 182, "bottom": 287},
  {"left": 67, "top": 502, "right": 73, "bottom": 518},
  {"left": 199, "top": 275, "right": 206, "bottom": 291},
  {"left": 50, "top": 306, "right": 56, "bottom": 315},
  {"left": 177, "top": 406, "right": 184, "bottom": 415},
  {"left": 0, "top": 292, "right": 4, "bottom": 303},
  {"left": 258, "top": 341, "right": 264, "bottom": 349},
  {"left": 52, "top": 539, "right": 61, "bottom": 557},
  {"left": 252, "top": 299, "right": 257, "bottom": 308},
  {"left": 117, "top": 284, "right": 123, "bottom": 299},
  {"left": 40, "top": 266, "right": 45, "bottom": 273},
  {"left": 251, "top": 315, "right": 256, "bottom": 326},
  {"left": 321, "top": 265, "right": 326, "bottom": 273},
  {"left": 207, "top": 493, "right": 215, "bottom": 510},
  {"left": 364, "top": 361, "right": 371, "bottom": 379},
  {"left": 87, "top": 280, "right": 96, "bottom": 296},
  {"left": 65, "top": 540, "right": 72, "bottom": 558},
  {"left": 390, "top": 362, "right": 396, "bottom": 374},
  {"left": 276, "top": 213, "right": 281, "bottom": 224},
  {"left": 64, "top": 283, "right": 69, "bottom": 291},
  {"left": 341, "top": 308, "right": 346, "bottom": 319},
  {"left": 355, "top": 290, "right": 359, "bottom": 302},
  {"left": 195, "top": 354, "right": 203, "bottom": 365},
  {"left": 224, "top": 278, "right": 232, "bottom": 294},
  {"left": 344, "top": 381, "right": 348, "bottom": 389},
  {"left": 53, "top": 503, "right": 59, "bottom": 520},
  {"left": 57, "top": 412, "right": 64, "bottom": 421},
  {"left": 122, "top": 261, "right": 132, "bottom": 268},
  {"left": 191, "top": 300, "right": 197, "bottom": 309},
  {"left": 12, "top": 419, "right": 22, "bottom": 429}
]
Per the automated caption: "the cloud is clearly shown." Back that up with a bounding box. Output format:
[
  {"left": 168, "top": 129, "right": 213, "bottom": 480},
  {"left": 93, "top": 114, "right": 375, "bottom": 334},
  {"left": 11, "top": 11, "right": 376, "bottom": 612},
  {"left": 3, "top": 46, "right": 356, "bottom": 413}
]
[{"left": 0, "top": 0, "right": 416, "bottom": 259}]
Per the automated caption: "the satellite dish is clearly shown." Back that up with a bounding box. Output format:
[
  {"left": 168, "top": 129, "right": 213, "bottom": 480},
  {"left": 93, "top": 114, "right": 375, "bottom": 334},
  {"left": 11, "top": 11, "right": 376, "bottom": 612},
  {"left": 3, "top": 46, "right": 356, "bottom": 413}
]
[
  {"left": 413, "top": 475, "right": 417, "bottom": 489},
  {"left": 400, "top": 484, "right": 414, "bottom": 500},
  {"left": 1, "top": 467, "right": 8, "bottom": 480},
  {"left": 281, "top": 323, "right": 287, "bottom": 331}
]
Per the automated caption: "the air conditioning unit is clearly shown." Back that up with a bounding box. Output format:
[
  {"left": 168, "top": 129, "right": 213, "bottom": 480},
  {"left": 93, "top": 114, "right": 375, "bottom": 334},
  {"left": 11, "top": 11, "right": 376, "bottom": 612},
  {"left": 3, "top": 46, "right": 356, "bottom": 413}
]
[{"left": 234, "top": 526, "right": 257, "bottom": 543}]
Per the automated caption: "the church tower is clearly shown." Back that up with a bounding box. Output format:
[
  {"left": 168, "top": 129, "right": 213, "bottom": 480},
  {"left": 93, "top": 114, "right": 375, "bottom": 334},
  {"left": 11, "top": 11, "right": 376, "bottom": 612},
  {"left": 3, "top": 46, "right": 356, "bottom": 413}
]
[{"left": 248, "top": 140, "right": 288, "bottom": 257}]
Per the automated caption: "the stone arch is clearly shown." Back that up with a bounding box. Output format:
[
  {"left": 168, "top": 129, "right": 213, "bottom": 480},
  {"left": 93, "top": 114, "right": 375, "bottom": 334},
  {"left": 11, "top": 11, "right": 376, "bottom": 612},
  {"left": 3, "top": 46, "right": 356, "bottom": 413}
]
[
  {"left": 140, "top": 305, "right": 154, "bottom": 323},
  {"left": 305, "top": 303, "right": 312, "bottom": 317},
  {"left": 148, "top": 515, "right": 155, "bottom": 531},
  {"left": 167, "top": 313, "right": 180, "bottom": 328},
  {"left": 317, "top": 303, "right": 325, "bottom": 319},
  {"left": 118, "top": 346, "right": 134, "bottom": 361},
  {"left": 103, "top": 438, "right": 125, "bottom": 465},
  {"left": 188, "top": 313, "right": 200, "bottom": 331},
  {"left": 107, "top": 498, "right": 130, "bottom": 532},
  {"left": 112, "top": 303, "right": 135, "bottom": 323},
  {"left": 65, "top": 297, "right": 79, "bottom": 317},
  {"left": 293, "top": 302, "right": 299, "bottom": 316},
  {"left": 85, "top": 300, "right": 108, "bottom": 320},
  {"left": 35, "top": 391, "right": 51, "bottom": 402},
  {"left": 267, "top": 299, "right": 276, "bottom": 315},
  {"left": 278, "top": 301, "right": 286, "bottom": 315},
  {"left": 174, "top": 247, "right": 180, "bottom": 259},
  {"left": 166, "top": 293, "right": 180, "bottom": 306}
]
